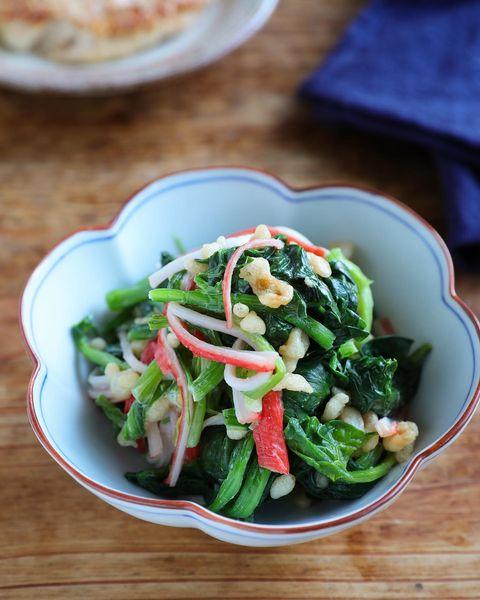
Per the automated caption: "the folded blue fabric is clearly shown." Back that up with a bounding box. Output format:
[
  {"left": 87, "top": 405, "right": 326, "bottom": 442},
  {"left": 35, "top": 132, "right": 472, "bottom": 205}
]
[{"left": 300, "top": 0, "right": 480, "bottom": 270}]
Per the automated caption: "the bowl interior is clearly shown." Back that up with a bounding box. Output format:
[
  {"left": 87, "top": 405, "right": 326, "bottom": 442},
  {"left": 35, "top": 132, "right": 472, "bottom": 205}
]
[{"left": 24, "top": 169, "right": 480, "bottom": 526}]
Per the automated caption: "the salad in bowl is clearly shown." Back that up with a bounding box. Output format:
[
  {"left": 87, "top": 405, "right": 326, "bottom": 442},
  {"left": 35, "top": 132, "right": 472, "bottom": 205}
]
[{"left": 73, "top": 223, "right": 430, "bottom": 520}]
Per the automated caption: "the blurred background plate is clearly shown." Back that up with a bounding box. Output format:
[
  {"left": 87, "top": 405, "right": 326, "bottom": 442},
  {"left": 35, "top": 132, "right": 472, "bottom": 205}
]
[{"left": 0, "top": 0, "right": 278, "bottom": 95}]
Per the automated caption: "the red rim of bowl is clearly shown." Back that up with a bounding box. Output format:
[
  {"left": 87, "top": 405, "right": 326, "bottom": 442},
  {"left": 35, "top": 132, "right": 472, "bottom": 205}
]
[{"left": 20, "top": 166, "right": 480, "bottom": 536}]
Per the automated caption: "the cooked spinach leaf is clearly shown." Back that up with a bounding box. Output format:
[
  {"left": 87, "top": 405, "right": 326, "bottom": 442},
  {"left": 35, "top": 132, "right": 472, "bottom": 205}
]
[
  {"left": 362, "top": 335, "right": 432, "bottom": 404},
  {"left": 125, "top": 462, "right": 213, "bottom": 501},
  {"left": 167, "top": 270, "right": 187, "bottom": 290},
  {"left": 106, "top": 278, "right": 151, "bottom": 312},
  {"left": 72, "top": 316, "right": 127, "bottom": 368},
  {"left": 345, "top": 354, "right": 400, "bottom": 416},
  {"left": 310, "top": 249, "right": 374, "bottom": 345},
  {"left": 127, "top": 323, "right": 156, "bottom": 341},
  {"left": 196, "top": 243, "right": 341, "bottom": 329},
  {"left": 350, "top": 444, "right": 384, "bottom": 470},
  {"left": 262, "top": 312, "right": 293, "bottom": 347},
  {"left": 328, "top": 248, "right": 374, "bottom": 332},
  {"left": 293, "top": 445, "right": 386, "bottom": 500},
  {"left": 209, "top": 434, "right": 255, "bottom": 512},
  {"left": 200, "top": 427, "right": 238, "bottom": 482},
  {"left": 225, "top": 457, "right": 272, "bottom": 519},
  {"left": 285, "top": 417, "right": 368, "bottom": 482},
  {"left": 292, "top": 459, "right": 373, "bottom": 499},
  {"left": 362, "top": 335, "right": 414, "bottom": 360},
  {"left": 196, "top": 246, "right": 252, "bottom": 293},
  {"left": 121, "top": 400, "right": 144, "bottom": 441},
  {"left": 286, "top": 417, "right": 395, "bottom": 486},
  {"left": 283, "top": 355, "right": 333, "bottom": 419},
  {"left": 121, "top": 363, "right": 169, "bottom": 442},
  {"left": 326, "top": 259, "right": 358, "bottom": 315},
  {"left": 160, "top": 251, "right": 176, "bottom": 267},
  {"left": 267, "top": 243, "right": 339, "bottom": 311}
]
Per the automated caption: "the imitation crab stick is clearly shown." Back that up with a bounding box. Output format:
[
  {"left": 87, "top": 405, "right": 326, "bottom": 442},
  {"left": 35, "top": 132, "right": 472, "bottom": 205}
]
[
  {"left": 156, "top": 328, "right": 194, "bottom": 487},
  {"left": 229, "top": 225, "right": 328, "bottom": 258},
  {"left": 165, "top": 303, "right": 278, "bottom": 372},
  {"left": 222, "top": 237, "right": 284, "bottom": 328},
  {"left": 253, "top": 391, "right": 290, "bottom": 475}
]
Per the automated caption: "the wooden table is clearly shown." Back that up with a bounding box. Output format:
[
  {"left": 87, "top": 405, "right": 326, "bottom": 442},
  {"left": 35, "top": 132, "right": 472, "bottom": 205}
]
[{"left": 1, "top": 1, "right": 479, "bottom": 598}]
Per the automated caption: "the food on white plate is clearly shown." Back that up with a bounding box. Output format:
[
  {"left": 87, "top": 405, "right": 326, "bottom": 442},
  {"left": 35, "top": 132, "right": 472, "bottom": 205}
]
[
  {"left": 72, "top": 224, "right": 431, "bottom": 519},
  {"left": 0, "top": 0, "right": 211, "bottom": 63}
]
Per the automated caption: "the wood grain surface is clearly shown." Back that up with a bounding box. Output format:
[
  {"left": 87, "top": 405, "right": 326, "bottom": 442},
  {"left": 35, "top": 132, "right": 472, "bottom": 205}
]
[{"left": 1, "top": 1, "right": 479, "bottom": 598}]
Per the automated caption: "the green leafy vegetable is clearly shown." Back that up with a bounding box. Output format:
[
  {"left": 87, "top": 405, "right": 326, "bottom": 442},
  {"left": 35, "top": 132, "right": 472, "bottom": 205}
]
[
  {"left": 362, "top": 335, "right": 414, "bottom": 360},
  {"left": 295, "top": 444, "right": 388, "bottom": 499},
  {"left": 121, "top": 361, "right": 166, "bottom": 441},
  {"left": 339, "top": 454, "right": 396, "bottom": 483},
  {"left": 187, "top": 395, "right": 207, "bottom": 448},
  {"left": 345, "top": 355, "right": 399, "bottom": 416},
  {"left": 106, "top": 278, "right": 151, "bottom": 312},
  {"left": 362, "top": 335, "right": 432, "bottom": 405},
  {"left": 190, "top": 360, "right": 225, "bottom": 403},
  {"left": 201, "top": 427, "right": 238, "bottom": 482},
  {"left": 95, "top": 394, "right": 126, "bottom": 432},
  {"left": 268, "top": 243, "right": 339, "bottom": 309},
  {"left": 132, "top": 360, "right": 164, "bottom": 404},
  {"left": 148, "top": 314, "right": 169, "bottom": 331},
  {"left": 72, "top": 317, "right": 126, "bottom": 368},
  {"left": 125, "top": 462, "right": 213, "bottom": 501},
  {"left": 262, "top": 313, "right": 293, "bottom": 347},
  {"left": 285, "top": 417, "right": 368, "bottom": 482},
  {"left": 200, "top": 428, "right": 269, "bottom": 518},
  {"left": 209, "top": 434, "right": 254, "bottom": 512},
  {"left": 78, "top": 231, "right": 430, "bottom": 520},
  {"left": 160, "top": 251, "right": 176, "bottom": 267},
  {"left": 286, "top": 417, "right": 395, "bottom": 485},
  {"left": 120, "top": 401, "right": 144, "bottom": 442},
  {"left": 294, "top": 461, "right": 377, "bottom": 500},
  {"left": 283, "top": 356, "right": 333, "bottom": 419},
  {"left": 223, "top": 408, "right": 249, "bottom": 439},
  {"left": 149, "top": 287, "right": 335, "bottom": 350},
  {"left": 102, "top": 307, "right": 134, "bottom": 336},
  {"left": 328, "top": 248, "right": 374, "bottom": 332},
  {"left": 127, "top": 323, "right": 156, "bottom": 341},
  {"left": 168, "top": 270, "right": 187, "bottom": 290},
  {"left": 226, "top": 458, "right": 272, "bottom": 519},
  {"left": 338, "top": 338, "right": 358, "bottom": 359}
]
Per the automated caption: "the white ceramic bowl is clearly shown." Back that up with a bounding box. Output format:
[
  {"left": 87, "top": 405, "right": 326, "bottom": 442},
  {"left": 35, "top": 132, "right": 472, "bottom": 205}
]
[
  {"left": 21, "top": 167, "right": 480, "bottom": 546},
  {"left": 0, "top": 0, "right": 277, "bottom": 94}
]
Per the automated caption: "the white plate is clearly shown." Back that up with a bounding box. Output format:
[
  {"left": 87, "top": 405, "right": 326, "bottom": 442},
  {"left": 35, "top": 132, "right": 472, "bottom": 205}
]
[{"left": 0, "top": 0, "right": 278, "bottom": 94}]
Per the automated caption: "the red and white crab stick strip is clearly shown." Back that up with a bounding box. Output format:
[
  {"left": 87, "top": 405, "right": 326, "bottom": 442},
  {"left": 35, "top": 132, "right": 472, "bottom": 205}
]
[
  {"left": 224, "top": 339, "right": 272, "bottom": 392},
  {"left": 157, "top": 328, "right": 194, "bottom": 487},
  {"left": 166, "top": 303, "right": 278, "bottom": 372},
  {"left": 226, "top": 340, "right": 264, "bottom": 423},
  {"left": 272, "top": 225, "right": 313, "bottom": 245},
  {"left": 148, "top": 233, "right": 252, "bottom": 288},
  {"left": 222, "top": 237, "right": 284, "bottom": 328},
  {"left": 229, "top": 225, "right": 328, "bottom": 258}
]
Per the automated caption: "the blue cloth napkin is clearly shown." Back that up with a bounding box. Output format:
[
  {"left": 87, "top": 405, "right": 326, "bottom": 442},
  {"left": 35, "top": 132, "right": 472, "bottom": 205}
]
[{"left": 300, "top": 0, "right": 480, "bottom": 270}]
